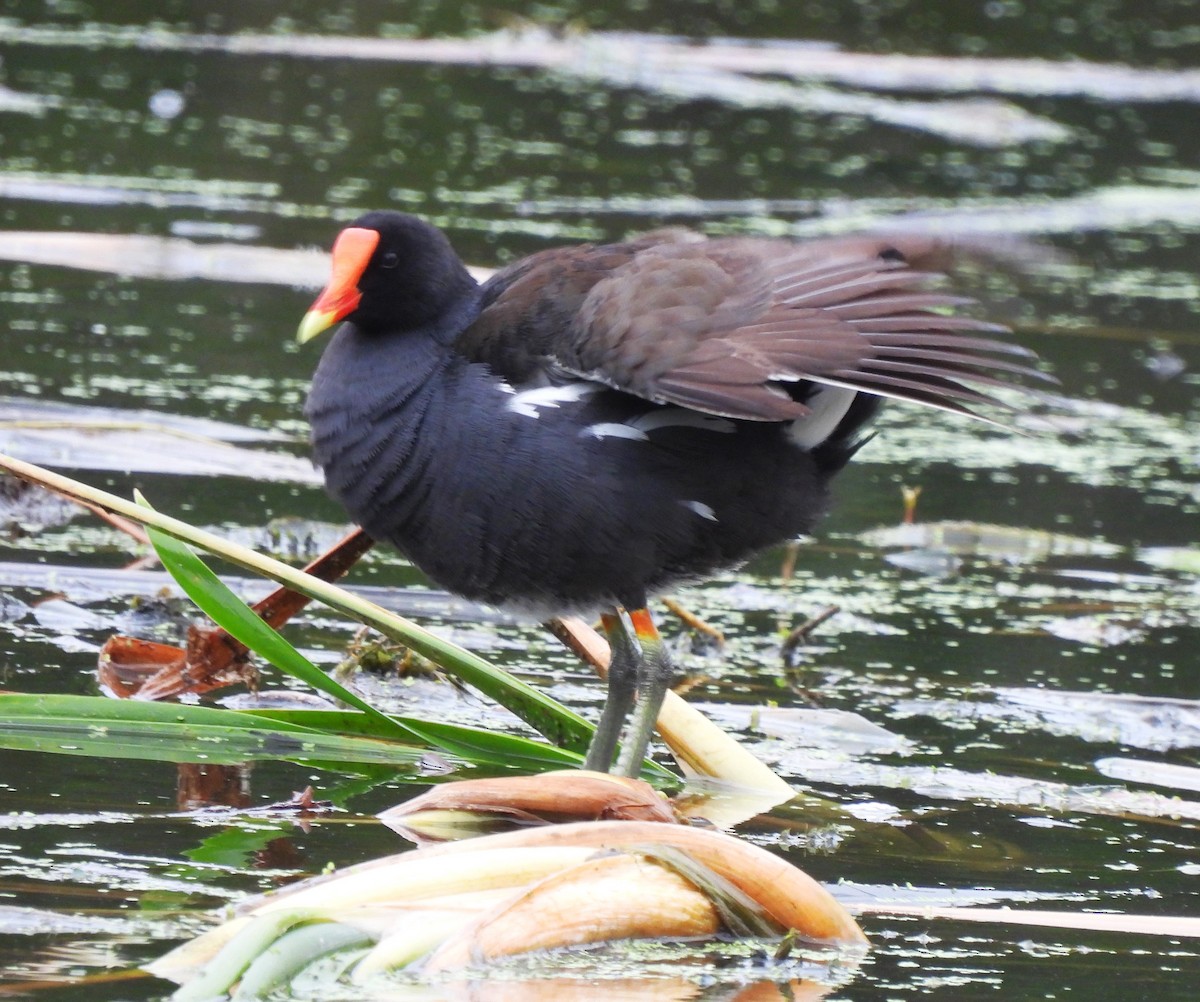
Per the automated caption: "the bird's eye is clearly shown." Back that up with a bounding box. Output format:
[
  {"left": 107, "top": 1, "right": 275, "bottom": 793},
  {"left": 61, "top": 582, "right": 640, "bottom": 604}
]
[{"left": 380, "top": 251, "right": 400, "bottom": 269}]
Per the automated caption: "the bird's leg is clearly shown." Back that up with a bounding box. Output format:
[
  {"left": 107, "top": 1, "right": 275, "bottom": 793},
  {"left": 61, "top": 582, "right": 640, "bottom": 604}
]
[
  {"left": 614, "top": 608, "right": 674, "bottom": 776},
  {"left": 583, "top": 610, "right": 639, "bottom": 772}
]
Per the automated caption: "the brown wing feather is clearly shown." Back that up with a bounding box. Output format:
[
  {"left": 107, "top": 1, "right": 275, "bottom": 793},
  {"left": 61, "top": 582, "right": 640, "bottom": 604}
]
[
  {"left": 454, "top": 229, "right": 702, "bottom": 382},
  {"left": 455, "top": 230, "right": 1047, "bottom": 422}
]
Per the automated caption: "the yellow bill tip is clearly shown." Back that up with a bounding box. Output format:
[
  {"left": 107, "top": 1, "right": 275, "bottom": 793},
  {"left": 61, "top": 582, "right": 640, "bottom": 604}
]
[{"left": 297, "top": 307, "right": 339, "bottom": 345}]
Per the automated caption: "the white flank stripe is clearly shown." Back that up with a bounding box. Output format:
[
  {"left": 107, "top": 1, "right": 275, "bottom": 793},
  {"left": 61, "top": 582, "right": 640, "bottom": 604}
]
[
  {"left": 581, "top": 422, "right": 649, "bottom": 441},
  {"left": 681, "top": 499, "right": 719, "bottom": 521},
  {"left": 506, "top": 382, "right": 599, "bottom": 418}
]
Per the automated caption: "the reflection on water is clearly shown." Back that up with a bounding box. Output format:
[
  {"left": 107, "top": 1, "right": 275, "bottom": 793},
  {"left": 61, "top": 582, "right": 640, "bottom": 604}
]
[{"left": 1, "top": 1, "right": 1199, "bottom": 998}]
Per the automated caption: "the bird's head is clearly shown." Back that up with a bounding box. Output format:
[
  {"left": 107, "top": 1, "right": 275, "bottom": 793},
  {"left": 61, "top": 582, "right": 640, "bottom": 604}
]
[{"left": 298, "top": 211, "right": 475, "bottom": 343}]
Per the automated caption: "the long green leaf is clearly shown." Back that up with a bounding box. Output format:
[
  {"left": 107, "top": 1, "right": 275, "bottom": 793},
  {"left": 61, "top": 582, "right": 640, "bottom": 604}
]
[
  {"left": 136, "top": 490, "right": 418, "bottom": 744},
  {"left": 244, "top": 708, "right": 583, "bottom": 770},
  {"left": 0, "top": 694, "right": 583, "bottom": 771},
  {"left": 0, "top": 693, "right": 426, "bottom": 767},
  {"left": 0, "top": 692, "right": 321, "bottom": 730}
]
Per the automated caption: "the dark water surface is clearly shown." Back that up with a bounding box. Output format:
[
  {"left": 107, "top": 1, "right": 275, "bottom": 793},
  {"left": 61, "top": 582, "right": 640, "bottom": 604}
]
[{"left": 2, "top": 1, "right": 1200, "bottom": 998}]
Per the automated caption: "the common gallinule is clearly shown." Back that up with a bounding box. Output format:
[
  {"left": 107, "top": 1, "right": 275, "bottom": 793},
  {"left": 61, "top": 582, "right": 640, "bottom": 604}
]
[{"left": 298, "top": 211, "right": 1046, "bottom": 775}]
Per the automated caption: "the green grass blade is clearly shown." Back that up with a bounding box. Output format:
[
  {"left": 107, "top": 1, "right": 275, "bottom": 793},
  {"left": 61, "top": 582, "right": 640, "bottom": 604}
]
[
  {"left": 0, "top": 692, "right": 319, "bottom": 729},
  {"left": 135, "top": 490, "right": 420, "bottom": 744},
  {"left": 0, "top": 693, "right": 582, "bottom": 772},
  {"left": 0, "top": 693, "right": 427, "bottom": 767},
  {"left": 243, "top": 708, "right": 583, "bottom": 771}
]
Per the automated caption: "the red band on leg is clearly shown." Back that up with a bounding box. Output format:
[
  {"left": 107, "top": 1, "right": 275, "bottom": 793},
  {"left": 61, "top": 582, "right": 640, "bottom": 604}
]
[{"left": 629, "top": 608, "right": 661, "bottom": 644}]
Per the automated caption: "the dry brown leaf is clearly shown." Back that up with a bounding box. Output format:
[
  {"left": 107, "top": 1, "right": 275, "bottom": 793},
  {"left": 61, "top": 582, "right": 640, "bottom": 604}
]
[
  {"left": 381, "top": 771, "right": 677, "bottom": 842},
  {"left": 423, "top": 852, "right": 721, "bottom": 971}
]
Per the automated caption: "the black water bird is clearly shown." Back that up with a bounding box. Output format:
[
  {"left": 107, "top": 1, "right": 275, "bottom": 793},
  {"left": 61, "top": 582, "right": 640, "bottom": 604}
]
[{"left": 298, "top": 211, "right": 1046, "bottom": 775}]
